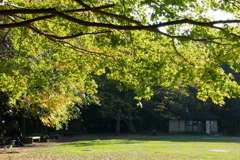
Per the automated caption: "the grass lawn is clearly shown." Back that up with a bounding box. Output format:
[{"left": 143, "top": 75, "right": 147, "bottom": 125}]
[{"left": 2, "top": 134, "right": 240, "bottom": 160}]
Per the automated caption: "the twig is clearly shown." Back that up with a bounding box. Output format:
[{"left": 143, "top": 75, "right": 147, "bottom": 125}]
[
  {"left": 74, "top": 0, "right": 141, "bottom": 25},
  {"left": 171, "top": 38, "right": 194, "bottom": 66}
]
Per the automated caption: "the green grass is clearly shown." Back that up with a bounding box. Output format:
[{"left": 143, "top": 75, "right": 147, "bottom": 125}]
[{"left": 3, "top": 135, "right": 240, "bottom": 160}]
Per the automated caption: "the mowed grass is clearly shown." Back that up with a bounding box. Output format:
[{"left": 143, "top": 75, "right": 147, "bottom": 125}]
[{"left": 2, "top": 135, "right": 240, "bottom": 160}]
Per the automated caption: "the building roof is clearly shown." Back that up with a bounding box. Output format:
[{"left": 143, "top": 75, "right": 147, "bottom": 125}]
[{"left": 185, "top": 111, "right": 222, "bottom": 120}]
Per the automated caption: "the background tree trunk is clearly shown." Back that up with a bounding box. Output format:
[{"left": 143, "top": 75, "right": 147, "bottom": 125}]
[
  {"left": 115, "top": 110, "right": 121, "bottom": 136},
  {"left": 123, "top": 110, "right": 137, "bottom": 134}
]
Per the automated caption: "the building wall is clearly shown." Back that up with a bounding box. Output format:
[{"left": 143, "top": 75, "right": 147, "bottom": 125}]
[
  {"left": 169, "top": 120, "right": 185, "bottom": 133},
  {"left": 185, "top": 126, "right": 198, "bottom": 132},
  {"left": 169, "top": 119, "right": 219, "bottom": 134},
  {"left": 185, "top": 126, "right": 191, "bottom": 132},
  {"left": 196, "top": 122, "right": 204, "bottom": 132},
  {"left": 210, "top": 120, "right": 218, "bottom": 133}
]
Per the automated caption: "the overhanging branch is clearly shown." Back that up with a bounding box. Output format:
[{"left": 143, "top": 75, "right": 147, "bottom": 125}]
[
  {"left": 0, "top": 2, "right": 240, "bottom": 44},
  {"left": 74, "top": 0, "right": 142, "bottom": 25},
  {"left": 0, "top": 8, "right": 57, "bottom": 15},
  {"left": 2, "top": 11, "right": 239, "bottom": 32},
  {"left": 0, "top": 4, "right": 115, "bottom": 15},
  {"left": 0, "top": 15, "right": 54, "bottom": 28}
]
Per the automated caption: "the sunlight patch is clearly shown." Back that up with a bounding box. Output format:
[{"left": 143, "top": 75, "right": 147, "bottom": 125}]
[{"left": 208, "top": 149, "right": 229, "bottom": 152}]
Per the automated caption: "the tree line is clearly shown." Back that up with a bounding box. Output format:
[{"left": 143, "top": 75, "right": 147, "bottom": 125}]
[{"left": 0, "top": 0, "right": 239, "bottom": 132}]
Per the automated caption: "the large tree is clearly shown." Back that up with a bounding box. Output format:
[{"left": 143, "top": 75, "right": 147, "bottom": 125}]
[
  {"left": 0, "top": 0, "right": 240, "bottom": 128},
  {"left": 96, "top": 75, "right": 138, "bottom": 135}
]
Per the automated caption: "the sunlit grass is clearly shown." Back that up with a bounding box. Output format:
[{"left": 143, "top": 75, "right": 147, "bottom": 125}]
[{"left": 2, "top": 135, "right": 240, "bottom": 159}]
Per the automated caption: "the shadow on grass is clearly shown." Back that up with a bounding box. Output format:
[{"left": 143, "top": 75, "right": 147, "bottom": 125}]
[{"left": 61, "top": 134, "right": 240, "bottom": 148}]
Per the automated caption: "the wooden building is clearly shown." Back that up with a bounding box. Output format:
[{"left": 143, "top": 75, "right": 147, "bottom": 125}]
[{"left": 168, "top": 112, "right": 221, "bottom": 134}]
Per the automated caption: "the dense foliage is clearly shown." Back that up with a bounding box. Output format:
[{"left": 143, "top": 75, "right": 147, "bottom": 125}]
[{"left": 0, "top": 0, "right": 240, "bottom": 128}]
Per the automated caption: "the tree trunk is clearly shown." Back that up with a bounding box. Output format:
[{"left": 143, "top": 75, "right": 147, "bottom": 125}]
[
  {"left": 123, "top": 118, "right": 137, "bottom": 134},
  {"left": 43, "top": 125, "right": 48, "bottom": 133},
  {"left": 34, "top": 119, "right": 39, "bottom": 133},
  {"left": 39, "top": 121, "right": 44, "bottom": 133},
  {"left": 19, "top": 116, "right": 26, "bottom": 135},
  {"left": 115, "top": 110, "right": 121, "bottom": 136},
  {"left": 0, "top": 105, "right": 3, "bottom": 136},
  {"left": 123, "top": 109, "right": 137, "bottom": 134}
]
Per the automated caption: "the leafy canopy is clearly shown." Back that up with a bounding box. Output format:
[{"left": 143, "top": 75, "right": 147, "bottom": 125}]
[{"left": 0, "top": 0, "right": 240, "bottom": 128}]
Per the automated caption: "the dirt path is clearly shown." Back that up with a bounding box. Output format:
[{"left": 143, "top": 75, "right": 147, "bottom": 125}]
[{"left": 0, "top": 135, "right": 86, "bottom": 155}]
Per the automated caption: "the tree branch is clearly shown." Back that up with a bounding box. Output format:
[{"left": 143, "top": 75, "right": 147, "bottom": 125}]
[
  {"left": 74, "top": 0, "right": 142, "bottom": 25},
  {"left": 172, "top": 38, "right": 195, "bottom": 66},
  {"left": 0, "top": 4, "right": 115, "bottom": 15},
  {"left": 5, "top": 1, "right": 26, "bottom": 9},
  {"left": 1, "top": 5, "right": 240, "bottom": 33},
  {"left": 29, "top": 24, "right": 111, "bottom": 40},
  {"left": 64, "top": 4, "right": 115, "bottom": 13},
  {"left": 0, "top": 8, "right": 57, "bottom": 15},
  {"left": 28, "top": 11, "right": 240, "bottom": 31},
  {"left": 211, "top": 25, "right": 240, "bottom": 38},
  {"left": 74, "top": 1, "right": 239, "bottom": 44},
  {"left": 48, "top": 31, "right": 112, "bottom": 39},
  {"left": 9, "top": 14, "right": 112, "bottom": 40},
  {"left": 52, "top": 12, "right": 240, "bottom": 39},
  {"left": 155, "top": 30, "right": 238, "bottom": 45},
  {"left": 1, "top": 2, "right": 240, "bottom": 44},
  {"left": 224, "top": 0, "right": 240, "bottom": 10},
  {"left": 0, "top": 15, "right": 54, "bottom": 28}
]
